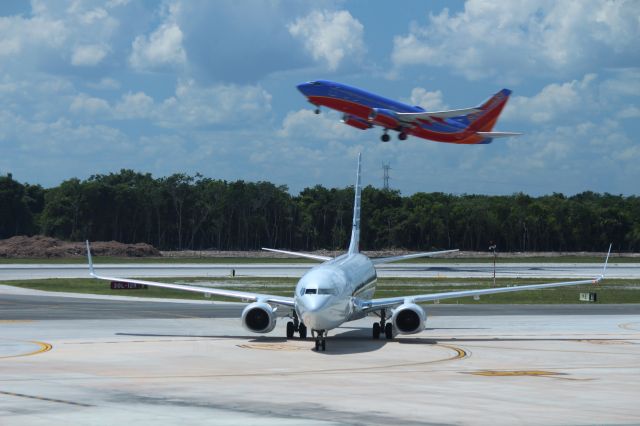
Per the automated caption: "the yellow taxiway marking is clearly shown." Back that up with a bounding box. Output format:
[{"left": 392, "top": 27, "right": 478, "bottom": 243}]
[
  {"left": 237, "top": 342, "right": 307, "bottom": 351},
  {"left": 466, "top": 370, "right": 591, "bottom": 381},
  {"left": 0, "top": 340, "right": 52, "bottom": 359}
]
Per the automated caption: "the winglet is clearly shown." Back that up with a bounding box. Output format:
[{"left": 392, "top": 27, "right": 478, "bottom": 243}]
[
  {"left": 86, "top": 240, "right": 95, "bottom": 276},
  {"left": 348, "top": 153, "right": 362, "bottom": 255},
  {"left": 600, "top": 243, "right": 612, "bottom": 281}
]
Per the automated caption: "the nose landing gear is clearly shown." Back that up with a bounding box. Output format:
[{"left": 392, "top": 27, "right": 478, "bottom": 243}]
[
  {"left": 312, "top": 329, "right": 327, "bottom": 351},
  {"left": 381, "top": 130, "right": 391, "bottom": 142}
]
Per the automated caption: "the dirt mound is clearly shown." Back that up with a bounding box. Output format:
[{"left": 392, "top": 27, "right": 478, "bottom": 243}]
[{"left": 0, "top": 235, "right": 161, "bottom": 258}]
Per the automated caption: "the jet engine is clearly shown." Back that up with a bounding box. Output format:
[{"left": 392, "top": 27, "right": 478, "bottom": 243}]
[
  {"left": 241, "top": 302, "right": 277, "bottom": 333},
  {"left": 367, "top": 108, "right": 399, "bottom": 129},
  {"left": 341, "top": 114, "right": 371, "bottom": 130},
  {"left": 391, "top": 303, "right": 426, "bottom": 334}
]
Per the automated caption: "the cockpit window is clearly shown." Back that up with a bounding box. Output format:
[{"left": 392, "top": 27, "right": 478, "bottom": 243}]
[
  {"left": 309, "top": 81, "right": 321, "bottom": 85},
  {"left": 317, "top": 288, "right": 335, "bottom": 295},
  {"left": 304, "top": 288, "right": 317, "bottom": 294}
]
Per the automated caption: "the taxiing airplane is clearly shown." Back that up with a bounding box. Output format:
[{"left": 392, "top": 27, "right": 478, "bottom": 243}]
[
  {"left": 297, "top": 80, "right": 521, "bottom": 144},
  {"left": 86, "top": 155, "right": 609, "bottom": 351}
]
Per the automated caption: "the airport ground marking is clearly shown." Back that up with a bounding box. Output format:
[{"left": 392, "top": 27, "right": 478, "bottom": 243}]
[
  {"left": 0, "top": 390, "right": 92, "bottom": 407},
  {"left": 0, "top": 340, "right": 52, "bottom": 359}
]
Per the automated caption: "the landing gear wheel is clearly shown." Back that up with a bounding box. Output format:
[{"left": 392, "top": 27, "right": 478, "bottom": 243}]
[
  {"left": 313, "top": 330, "right": 326, "bottom": 351},
  {"left": 398, "top": 132, "right": 408, "bottom": 141},
  {"left": 385, "top": 323, "right": 393, "bottom": 339},
  {"left": 298, "top": 323, "right": 307, "bottom": 339},
  {"left": 286, "top": 321, "right": 295, "bottom": 339},
  {"left": 372, "top": 322, "right": 381, "bottom": 339},
  {"left": 314, "top": 108, "right": 320, "bottom": 114},
  {"left": 381, "top": 133, "right": 391, "bottom": 142}
]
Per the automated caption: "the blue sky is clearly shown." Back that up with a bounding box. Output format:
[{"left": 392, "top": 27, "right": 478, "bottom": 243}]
[{"left": 0, "top": 0, "right": 639, "bottom": 195}]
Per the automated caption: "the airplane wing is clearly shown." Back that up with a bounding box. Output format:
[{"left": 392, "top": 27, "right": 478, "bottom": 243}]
[
  {"left": 477, "top": 131, "right": 523, "bottom": 139},
  {"left": 371, "top": 249, "right": 459, "bottom": 265},
  {"left": 262, "top": 248, "right": 331, "bottom": 261},
  {"left": 86, "top": 242, "right": 295, "bottom": 307},
  {"left": 395, "top": 108, "right": 482, "bottom": 122},
  {"left": 363, "top": 245, "right": 611, "bottom": 312}
]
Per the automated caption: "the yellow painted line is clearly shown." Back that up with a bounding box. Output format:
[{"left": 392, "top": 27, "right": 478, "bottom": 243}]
[
  {"left": 0, "top": 341, "right": 52, "bottom": 360},
  {"left": 470, "top": 370, "right": 562, "bottom": 377},
  {"left": 237, "top": 343, "right": 307, "bottom": 351},
  {"left": 0, "top": 390, "right": 92, "bottom": 407}
]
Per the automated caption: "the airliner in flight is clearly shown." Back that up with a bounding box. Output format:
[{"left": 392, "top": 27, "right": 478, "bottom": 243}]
[
  {"left": 86, "top": 155, "right": 609, "bottom": 351},
  {"left": 297, "top": 80, "right": 521, "bottom": 144}
]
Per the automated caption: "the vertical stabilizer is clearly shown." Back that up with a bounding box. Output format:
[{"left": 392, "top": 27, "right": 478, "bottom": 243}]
[{"left": 348, "top": 153, "right": 362, "bottom": 255}]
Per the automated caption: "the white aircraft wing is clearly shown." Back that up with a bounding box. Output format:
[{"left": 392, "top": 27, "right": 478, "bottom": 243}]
[
  {"left": 86, "top": 242, "right": 294, "bottom": 307},
  {"left": 395, "top": 107, "right": 482, "bottom": 122},
  {"left": 364, "top": 245, "right": 611, "bottom": 312},
  {"left": 371, "top": 249, "right": 459, "bottom": 265},
  {"left": 262, "top": 247, "right": 331, "bottom": 261},
  {"left": 477, "top": 131, "right": 523, "bottom": 138}
]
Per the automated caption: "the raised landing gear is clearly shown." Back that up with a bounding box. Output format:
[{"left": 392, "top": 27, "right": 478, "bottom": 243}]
[
  {"left": 312, "top": 329, "right": 326, "bottom": 351},
  {"left": 287, "top": 312, "right": 307, "bottom": 339},
  {"left": 398, "top": 132, "right": 408, "bottom": 141},
  {"left": 372, "top": 310, "right": 393, "bottom": 340},
  {"left": 381, "top": 131, "right": 391, "bottom": 142}
]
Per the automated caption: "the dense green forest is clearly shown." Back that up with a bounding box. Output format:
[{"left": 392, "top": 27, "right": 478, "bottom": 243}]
[{"left": 1, "top": 171, "right": 639, "bottom": 252}]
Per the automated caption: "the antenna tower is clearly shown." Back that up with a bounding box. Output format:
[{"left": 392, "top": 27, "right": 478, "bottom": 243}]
[{"left": 382, "top": 162, "right": 391, "bottom": 190}]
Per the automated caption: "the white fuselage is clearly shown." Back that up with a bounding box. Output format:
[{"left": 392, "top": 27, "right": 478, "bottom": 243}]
[{"left": 294, "top": 253, "right": 377, "bottom": 331}]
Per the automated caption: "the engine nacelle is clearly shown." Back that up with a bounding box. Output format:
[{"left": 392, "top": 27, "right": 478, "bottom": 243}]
[
  {"left": 241, "top": 302, "right": 277, "bottom": 333},
  {"left": 367, "top": 108, "right": 399, "bottom": 129},
  {"left": 341, "top": 114, "right": 371, "bottom": 130},
  {"left": 391, "top": 303, "right": 426, "bottom": 335}
]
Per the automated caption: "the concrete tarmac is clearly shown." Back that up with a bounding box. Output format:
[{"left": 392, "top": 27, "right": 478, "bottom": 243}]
[
  {"left": 2, "top": 261, "right": 639, "bottom": 280},
  {"left": 1, "top": 288, "right": 639, "bottom": 425}
]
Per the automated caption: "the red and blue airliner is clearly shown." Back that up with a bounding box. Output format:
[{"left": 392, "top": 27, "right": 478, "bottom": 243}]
[{"left": 297, "top": 80, "right": 521, "bottom": 144}]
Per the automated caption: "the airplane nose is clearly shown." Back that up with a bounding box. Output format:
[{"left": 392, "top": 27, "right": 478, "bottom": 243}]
[
  {"left": 296, "top": 83, "right": 310, "bottom": 95},
  {"left": 300, "top": 295, "right": 328, "bottom": 312}
]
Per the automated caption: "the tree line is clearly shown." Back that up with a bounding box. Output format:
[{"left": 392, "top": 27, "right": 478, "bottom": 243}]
[{"left": 1, "top": 170, "right": 639, "bottom": 252}]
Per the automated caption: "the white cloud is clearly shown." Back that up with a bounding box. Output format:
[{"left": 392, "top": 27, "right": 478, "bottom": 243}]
[
  {"left": 391, "top": 0, "right": 640, "bottom": 80},
  {"left": 156, "top": 80, "right": 272, "bottom": 128},
  {"left": 408, "top": 88, "right": 447, "bottom": 110},
  {"left": 288, "top": 10, "right": 365, "bottom": 71},
  {"left": 503, "top": 74, "right": 599, "bottom": 123},
  {"left": 71, "top": 44, "right": 109, "bottom": 66},
  {"left": 70, "top": 94, "right": 111, "bottom": 115},
  {"left": 618, "top": 106, "right": 640, "bottom": 119},
  {"left": 0, "top": 15, "right": 67, "bottom": 57},
  {"left": 87, "top": 78, "right": 121, "bottom": 90},
  {"left": 114, "top": 92, "right": 155, "bottom": 119},
  {"left": 279, "top": 109, "right": 358, "bottom": 139},
  {"left": 130, "top": 22, "right": 186, "bottom": 70}
]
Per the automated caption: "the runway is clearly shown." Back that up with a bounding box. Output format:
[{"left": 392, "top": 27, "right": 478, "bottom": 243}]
[
  {"left": 1, "top": 288, "right": 639, "bottom": 425},
  {"left": 1, "top": 261, "right": 639, "bottom": 280}
]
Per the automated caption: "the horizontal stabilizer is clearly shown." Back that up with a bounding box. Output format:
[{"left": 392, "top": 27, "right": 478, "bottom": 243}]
[
  {"left": 262, "top": 248, "right": 331, "bottom": 262},
  {"left": 372, "top": 249, "right": 459, "bottom": 265},
  {"left": 477, "top": 131, "right": 522, "bottom": 139}
]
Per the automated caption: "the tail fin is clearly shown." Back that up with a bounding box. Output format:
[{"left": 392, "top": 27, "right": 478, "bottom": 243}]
[
  {"left": 451, "top": 89, "right": 512, "bottom": 132},
  {"left": 348, "top": 153, "right": 362, "bottom": 255}
]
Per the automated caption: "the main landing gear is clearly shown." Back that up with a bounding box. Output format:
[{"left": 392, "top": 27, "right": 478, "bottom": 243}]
[
  {"left": 312, "top": 329, "right": 326, "bottom": 351},
  {"left": 380, "top": 130, "right": 391, "bottom": 142},
  {"left": 398, "top": 132, "right": 408, "bottom": 141},
  {"left": 286, "top": 312, "right": 307, "bottom": 339},
  {"left": 372, "top": 310, "right": 393, "bottom": 340}
]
